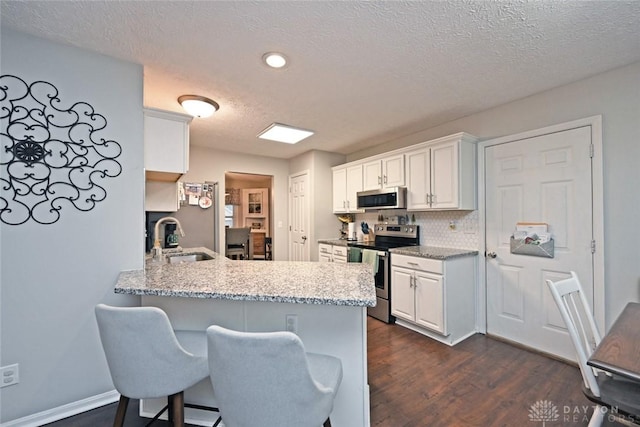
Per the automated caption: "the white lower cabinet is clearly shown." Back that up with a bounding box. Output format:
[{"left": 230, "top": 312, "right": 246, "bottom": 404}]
[
  {"left": 319, "top": 243, "right": 333, "bottom": 262},
  {"left": 318, "top": 243, "right": 348, "bottom": 263},
  {"left": 391, "top": 253, "right": 476, "bottom": 346}
]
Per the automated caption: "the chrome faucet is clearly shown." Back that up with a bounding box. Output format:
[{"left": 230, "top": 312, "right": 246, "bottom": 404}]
[{"left": 151, "top": 216, "right": 186, "bottom": 262}]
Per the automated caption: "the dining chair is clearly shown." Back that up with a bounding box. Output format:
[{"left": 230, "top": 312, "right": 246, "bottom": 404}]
[
  {"left": 206, "top": 325, "right": 343, "bottom": 427},
  {"left": 225, "top": 227, "right": 251, "bottom": 259},
  {"left": 95, "top": 304, "right": 219, "bottom": 427},
  {"left": 546, "top": 272, "right": 640, "bottom": 426}
]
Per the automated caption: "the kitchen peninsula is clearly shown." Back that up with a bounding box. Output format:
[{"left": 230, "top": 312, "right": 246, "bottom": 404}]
[{"left": 115, "top": 247, "right": 375, "bottom": 427}]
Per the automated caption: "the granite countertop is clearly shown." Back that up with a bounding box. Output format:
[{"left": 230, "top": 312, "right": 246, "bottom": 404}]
[
  {"left": 317, "top": 238, "right": 350, "bottom": 246},
  {"left": 116, "top": 247, "right": 375, "bottom": 307},
  {"left": 389, "top": 246, "right": 478, "bottom": 260}
]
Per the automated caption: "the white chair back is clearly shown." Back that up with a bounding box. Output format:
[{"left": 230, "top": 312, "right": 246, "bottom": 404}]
[
  {"left": 546, "top": 272, "right": 602, "bottom": 396},
  {"left": 95, "top": 304, "right": 207, "bottom": 399},
  {"left": 206, "top": 325, "right": 339, "bottom": 427}
]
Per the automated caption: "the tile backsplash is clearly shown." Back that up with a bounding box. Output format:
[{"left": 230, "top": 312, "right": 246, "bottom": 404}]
[{"left": 355, "top": 210, "right": 479, "bottom": 250}]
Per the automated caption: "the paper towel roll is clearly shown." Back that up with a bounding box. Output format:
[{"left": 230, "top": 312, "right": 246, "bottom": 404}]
[{"left": 347, "top": 222, "right": 356, "bottom": 240}]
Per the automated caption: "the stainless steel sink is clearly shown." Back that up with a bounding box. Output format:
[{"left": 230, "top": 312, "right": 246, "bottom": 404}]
[{"left": 167, "top": 252, "right": 214, "bottom": 264}]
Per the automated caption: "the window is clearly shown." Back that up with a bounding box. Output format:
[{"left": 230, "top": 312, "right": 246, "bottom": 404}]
[{"left": 225, "top": 204, "right": 235, "bottom": 227}]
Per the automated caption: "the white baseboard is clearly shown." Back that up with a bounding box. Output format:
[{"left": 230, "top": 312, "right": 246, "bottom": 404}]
[
  {"left": 1, "top": 390, "right": 119, "bottom": 427},
  {"left": 394, "top": 319, "right": 477, "bottom": 346}
]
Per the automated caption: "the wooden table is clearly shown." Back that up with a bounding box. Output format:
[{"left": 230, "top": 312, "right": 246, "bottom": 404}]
[{"left": 588, "top": 302, "right": 640, "bottom": 381}]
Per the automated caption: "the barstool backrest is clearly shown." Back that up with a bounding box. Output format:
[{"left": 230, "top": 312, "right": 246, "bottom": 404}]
[
  {"left": 95, "top": 304, "right": 206, "bottom": 399},
  {"left": 206, "top": 325, "right": 336, "bottom": 427}
]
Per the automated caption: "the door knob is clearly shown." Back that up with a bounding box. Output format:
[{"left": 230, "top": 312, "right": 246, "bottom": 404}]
[{"left": 486, "top": 252, "right": 497, "bottom": 259}]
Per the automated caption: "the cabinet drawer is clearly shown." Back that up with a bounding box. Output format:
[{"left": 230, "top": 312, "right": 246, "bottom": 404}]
[
  {"left": 391, "top": 254, "right": 443, "bottom": 274},
  {"left": 333, "top": 246, "right": 348, "bottom": 257},
  {"left": 319, "top": 244, "right": 332, "bottom": 255},
  {"left": 333, "top": 255, "right": 347, "bottom": 264}
]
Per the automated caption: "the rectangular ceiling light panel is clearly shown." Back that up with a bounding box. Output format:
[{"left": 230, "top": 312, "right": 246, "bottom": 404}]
[{"left": 257, "top": 123, "right": 314, "bottom": 144}]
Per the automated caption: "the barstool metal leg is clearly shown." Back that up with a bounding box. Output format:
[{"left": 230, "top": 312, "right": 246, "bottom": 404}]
[
  {"left": 169, "top": 391, "right": 185, "bottom": 427},
  {"left": 113, "top": 395, "right": 129, "bottom": 427}
]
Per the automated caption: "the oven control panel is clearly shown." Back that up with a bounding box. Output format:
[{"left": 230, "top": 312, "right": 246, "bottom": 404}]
[{"left": 374, "top": 224, "right": 418, "bottom": 237}]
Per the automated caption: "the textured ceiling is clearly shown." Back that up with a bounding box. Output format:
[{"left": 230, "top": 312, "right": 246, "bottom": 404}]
[{"left": 2, "top": 1, "right": 639, "bottom": 159}]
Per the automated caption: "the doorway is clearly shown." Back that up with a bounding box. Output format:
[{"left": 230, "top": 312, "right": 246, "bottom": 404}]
[
  {"left": 479, "top": 116, "right": 605, "bottom": 361},
  {"left": 225, "top": 172, "right": 273, "bottom": 259},
  {"left": 289, "top": 171, "right": 310, "bottom": 261}
]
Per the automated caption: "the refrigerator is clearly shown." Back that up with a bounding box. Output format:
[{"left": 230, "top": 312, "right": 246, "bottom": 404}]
[{"left": 145, "top": 181, "right": 220, "bottom": 253}]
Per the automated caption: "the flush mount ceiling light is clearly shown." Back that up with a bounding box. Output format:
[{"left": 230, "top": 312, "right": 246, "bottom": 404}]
[
  {"left": 178, "top": 95, "right": 220, "bottom": 118},
  {"left": 257, "top": 123, "right": 314, "bottom": 144},
  {"left": 262, "top": 52, "right": 288, "bottom": 69}
]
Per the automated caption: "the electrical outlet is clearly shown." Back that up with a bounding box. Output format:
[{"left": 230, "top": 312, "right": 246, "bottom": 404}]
[
  {"left": 463, "top": 222, "right": 477, "bottom": 234},
  {"left": 285, "top": 314, "right": 298, "bottom": 334},
  {"left": 0, "top": 364, "right": 19, "bottom": 388}
]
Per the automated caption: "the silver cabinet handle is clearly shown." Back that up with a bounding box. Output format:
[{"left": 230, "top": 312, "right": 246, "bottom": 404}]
[
  {"left": 383, "top": 175, "right": 388, "bottom": 185},
  {"left": 378, "top": 176, "right": 382, "bottom": 185},
  {"left": 486, "top": 252, "right": 497, "bottom": 259}
]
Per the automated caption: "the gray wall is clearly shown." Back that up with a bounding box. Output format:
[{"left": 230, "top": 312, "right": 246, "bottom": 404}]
[
  {"left": 182, "top": 145, "right": 290, "bottom": 260},
  {"left": 348, "top": 61, "right": 640, "bottom": 328},
  {"left": 0, "top": 30, "right": 143, "bottom": 423}
]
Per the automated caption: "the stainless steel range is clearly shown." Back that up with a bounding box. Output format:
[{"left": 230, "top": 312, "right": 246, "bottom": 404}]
[{"left": 348, "top": 224, "right": 419, "bottom": 323}]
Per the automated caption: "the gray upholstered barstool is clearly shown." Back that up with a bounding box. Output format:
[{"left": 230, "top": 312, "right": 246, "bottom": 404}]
[
  {"left": 206, "top": 325, "right": 343, "bottom": 427},
  {"left": 95, "top": 304, "right": 219, "bottom": 427}
]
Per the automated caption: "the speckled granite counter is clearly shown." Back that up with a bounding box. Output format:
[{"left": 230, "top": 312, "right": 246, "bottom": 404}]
[
  {"left": 116, "top": 247, "right": 375, "bottom": 306},
  {"left": 389, "top": 245, "right": 478, "bottom": 260},
  {"left": 317, "top": 238, "right": 350, "bottom": 246},
  {"left": 124, "top": 246, "right": 373, "bottom": 426}
]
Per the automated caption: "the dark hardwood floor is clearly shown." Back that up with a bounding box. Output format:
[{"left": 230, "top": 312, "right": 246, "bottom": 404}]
[
  {"left": 366, "top": 318, "right": 614, "bottom": 427},
  {"left": 45, "top": 318, "right": 616, "bottom": 426}
]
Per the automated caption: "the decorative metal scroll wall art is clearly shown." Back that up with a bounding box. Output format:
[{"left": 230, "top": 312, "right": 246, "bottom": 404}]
[{"left": 0, "top": 75, "right": 122, "bottom": 225}]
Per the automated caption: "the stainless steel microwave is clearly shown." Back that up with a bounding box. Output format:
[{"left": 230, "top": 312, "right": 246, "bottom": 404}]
[{"left": 356, "top": 187, "right": 407, "bottom": 210}]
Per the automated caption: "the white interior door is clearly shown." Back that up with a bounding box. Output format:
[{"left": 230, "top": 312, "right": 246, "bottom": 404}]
[
  {"left": 485, "top": 126, "right": 594, "bottom": 360},
  {"left": 289, "top": 172, "right": 310, "bottom": 261}
]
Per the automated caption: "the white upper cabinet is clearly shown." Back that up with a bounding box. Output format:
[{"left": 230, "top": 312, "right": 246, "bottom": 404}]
[
  {"left": 405, "top": 148, "right": 431, "bottom": 210},
  {"left": 362, "top": 154, "right": 405, "bottom": 190},
  {"left": 332, "top": 164, "right": 363, "bottom": 213},
  {"left": 406, "top": 133, "right": 477, "bottom": 211},
  {"left": 144, "top": 108, "right": 192, "bottom": 181},
  {"left": 331, "top": 132, "right": 477, "bottom": 213}
]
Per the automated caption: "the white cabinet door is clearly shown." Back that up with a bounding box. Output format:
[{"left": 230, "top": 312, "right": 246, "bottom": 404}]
[
  {"left": 382, "top": 154, "right": 405, "bottom": 188},
  {"left": 430, "top": 141, "right": 459, "bottom": 209},
  {"left": 145, "top": 181, "right": 179, "bottom": 212},
  {"left": 332, "top": 168, "right": 347, "bottom": 213},
  {"left": 333, "top": 165, "right": 363, "bottom": 213},
  {"left": 406, "top": 148, "right": 430, "bottom": 210},
  {"left": 391, "top": 266, "right": 415, "bottom": 322},
  {"left": 362, "top": 160, "right": 382, "bottom": 191},
  {"left": 319, "top": 254, "right": 332, "bottom": 262},
  {"left": 144, "top": 108, "right": 191, "bottom": 175},
  {"left": 345, "top": 164, "right": 363, "bottom": 212},
  {"left": 363, "top": 155, "right": 405, "bottom": 190},
  {"left": 414, "top": 271, "right": 445, "bottom": 334}
]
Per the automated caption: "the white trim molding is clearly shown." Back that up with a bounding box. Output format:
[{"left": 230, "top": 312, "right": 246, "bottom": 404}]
[{"left": 0, "top": 390, "right": 119, "bottom": 427}]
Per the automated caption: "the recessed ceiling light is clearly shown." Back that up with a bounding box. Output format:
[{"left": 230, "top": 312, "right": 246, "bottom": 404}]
[
  {"left": 178, "top": 95, "right": 220, "bottom": 118},
  {"left": 262, "top": 52, "right": 288, "bottom": 69},
  {"left": 257, "top": 123, "right": 314, "bottom": 144}
]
